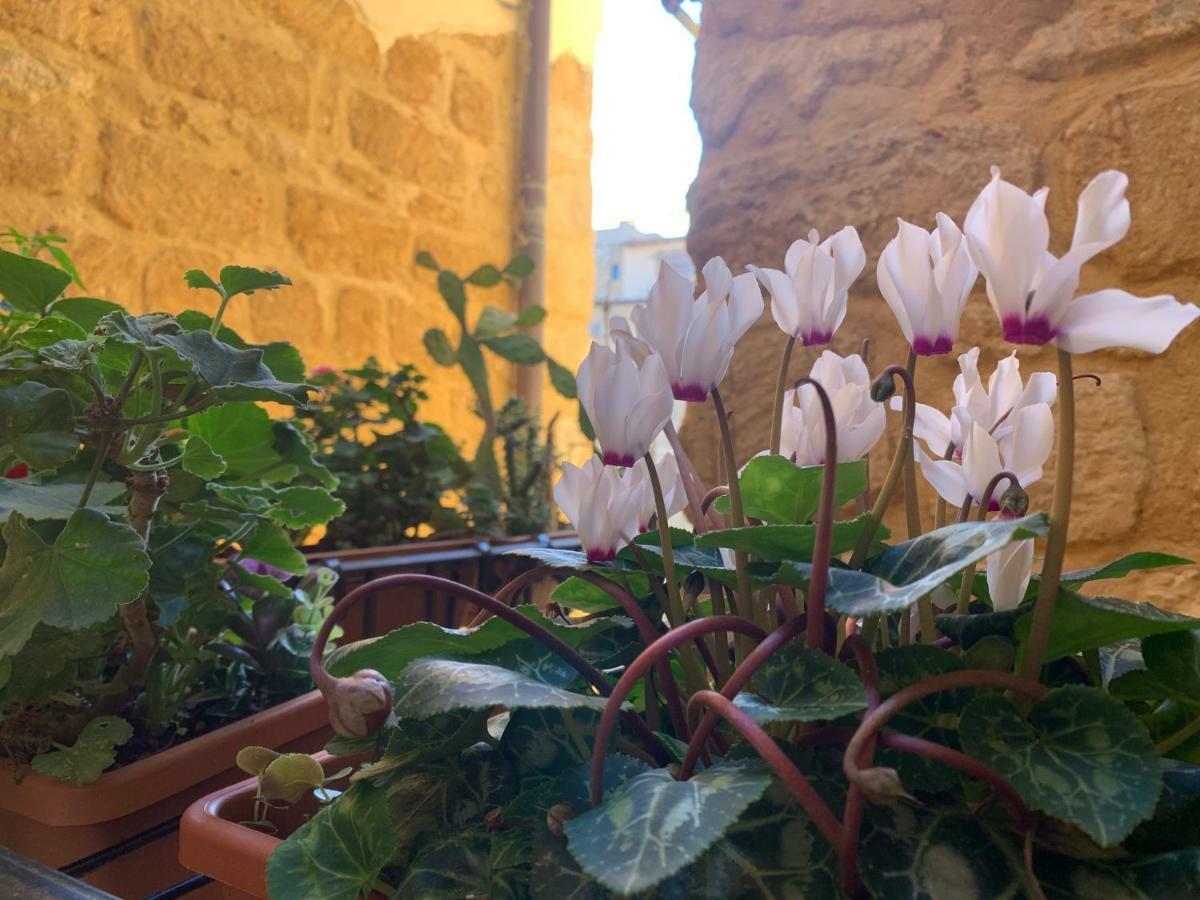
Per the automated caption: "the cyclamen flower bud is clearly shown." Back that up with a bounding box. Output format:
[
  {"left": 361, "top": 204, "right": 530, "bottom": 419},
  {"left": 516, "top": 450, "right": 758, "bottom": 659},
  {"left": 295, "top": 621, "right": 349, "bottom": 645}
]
[
  {"left": 870, "top": 373, "right": 897, "bottom": 403},
  {"left": 998, "top": 483, "right": 1029, "bottom": 518},
  {"left": 325, "top": 669, "right": 392, "bottom": 738}
]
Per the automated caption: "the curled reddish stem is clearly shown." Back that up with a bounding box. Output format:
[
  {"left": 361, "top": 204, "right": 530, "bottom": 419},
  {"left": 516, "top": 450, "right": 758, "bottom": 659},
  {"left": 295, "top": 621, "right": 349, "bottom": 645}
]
[
  {"left": 1072, "top": 373, "right": 1102, "bottom": 387},
  {"left": 311, "top": 572, "right": 667, "bottom": 759},
  {"left": 687, "top": 690, "right": 844, "bottom": 848},
  {"left": 978, "top": 471, "right": 1021, "bottom": 518},
  {"left": 700, "top": 485, "right": 729, "bottom": 515},
  {"left": 789, "top": 376, "right": 838, "bottom": 649},
  {"left": 466, "top": 564, "right": 551, "bottom": 628},
  {"left": 956, "top": 471, "right": 1020, "bottom": 614},
  {"left": 580, "top": 572, "right": 690, "bottom": 740},
  {"left": 843, "top": 669, "right": 1048, "bottom": 790},
  {"left": 589, "top": 616, "right": 766, "bottom": 807},
  {"left": 839, "top": 635, "right": 880, "bottom": 896}
]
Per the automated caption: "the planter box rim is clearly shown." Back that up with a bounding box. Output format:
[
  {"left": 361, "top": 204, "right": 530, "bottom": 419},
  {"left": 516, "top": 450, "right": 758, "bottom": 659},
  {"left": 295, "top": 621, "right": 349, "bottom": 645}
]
[{"left": 0, "top": 690, "right": 327, "bottom": 828}]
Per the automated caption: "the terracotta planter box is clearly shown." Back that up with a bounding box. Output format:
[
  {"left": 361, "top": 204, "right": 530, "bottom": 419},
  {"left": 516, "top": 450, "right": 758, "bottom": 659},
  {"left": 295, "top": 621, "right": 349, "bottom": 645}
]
[
  {"left": 180, "top": 752, "right": 364, "bottom": 900},
  {"left": 0, "top": 690, "right": 332, "bottom": 898}
]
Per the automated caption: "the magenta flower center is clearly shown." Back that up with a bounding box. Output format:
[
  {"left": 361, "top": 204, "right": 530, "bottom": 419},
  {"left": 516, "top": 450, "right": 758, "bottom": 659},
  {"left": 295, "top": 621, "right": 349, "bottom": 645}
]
[
  {"left": 801, "top": 330, "right": 833, "bottom": 347},
  {"left": 585, "top": 546, "right": 616, "bottom": 563},
  {"left": 1001, "top": 315, "right": 1057, "bottom": 345},
  {"left": 912, "top": 334, "right": 954, "bottom": 355},
  {"left": 601, "top": 450, "right": 637, "bottom": 467},
  {"left": 672, "top": 382, "right": 710, "bottom": 403}
]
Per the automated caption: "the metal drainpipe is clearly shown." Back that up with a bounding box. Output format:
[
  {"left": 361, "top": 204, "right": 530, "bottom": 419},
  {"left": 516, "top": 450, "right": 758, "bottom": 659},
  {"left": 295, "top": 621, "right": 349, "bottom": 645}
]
[{"left": 515, "top": 0, "right": 550, "bottom": 413}]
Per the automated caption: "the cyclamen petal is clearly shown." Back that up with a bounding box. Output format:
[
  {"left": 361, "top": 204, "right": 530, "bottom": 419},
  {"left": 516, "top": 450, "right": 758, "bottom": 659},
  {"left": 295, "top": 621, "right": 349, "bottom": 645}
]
[
  {"left": 554, "top": 458, "right": 642, "bottom": 561},
  {"left": 779, "top": 351, "right": 885, "bottom": 466},
  {"left": 631, "top": 258, "right": 763, "bottom": 401},
  {"left": 753, "top": 227, "right": 863, "bottom": 346},
  {"left": 576, "top": 343, "right": 673, "bottom": 466},
  {"left": 965, "top": 166, "right": 1198, "bottom": 354},
  {"left": 987, "top": 537, "right": 1035, "bottom": 612}
]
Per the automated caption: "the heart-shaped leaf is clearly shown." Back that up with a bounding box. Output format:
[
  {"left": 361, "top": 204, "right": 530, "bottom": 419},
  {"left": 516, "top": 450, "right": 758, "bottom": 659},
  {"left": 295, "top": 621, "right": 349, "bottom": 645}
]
[
  {"left": 180, "top": 435, "right": 226, "bottom": 479},
  {"left": 0, "top": 510, "right": 150, "bottom": 658},
  {"left": 0, "top": 382, "right": 79, "bottom": 469},
  {"left": 0, "top": 248, "right": 71, "bottom": 312},
  {"left": 780, "top": 515, "right": 1048, "bottom": 616},
  {"left": 714, "top": 455, "right": 867, "bottom": 524},
  {"left": 734, "top": 643, "right": 867, "bottom": 724},
  {"left": 392, "top": 659, "right": 611, "bottom": 717},
  {"left": 960, "top": 685, "right": 1162, "bottom": 846},
  {"left": 1014, "top": 592, "right": 1200, "bottom": 663},
  {"left": 565, "top": 763, "right": 772, "bottom": 895},
  {"left": 239, "top": 521, "right": 307, "bottom": 576},
  {"left": 695, "top": 515, "right": 885, "bottom": 562},
  {"left": 267, "top": 781, "right": 395, "bottom": 900},
  {"left": 217, "top": 265, "right": 291, "bottom": 298},
  {"left": 0, "top": 479, "right": 124, "bottom": 519}
]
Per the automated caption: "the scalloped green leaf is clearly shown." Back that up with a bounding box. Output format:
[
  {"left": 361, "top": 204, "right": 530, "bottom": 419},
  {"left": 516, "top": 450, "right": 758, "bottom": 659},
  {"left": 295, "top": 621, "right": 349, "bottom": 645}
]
[
  {"left": 392, "top": 659, "right": 610, "bottom": 717},
  {"left": 13, "top": 315, "right": 87, "bottom": 350},
  {"left": 187, "top": 403, "right": 294, "bottom": 482},
  {"left": 780, "top": 514, "right": 1048, "bottom": 616},
  {"left": 48, "top": 297, "right": 123, "bottom": 332},
  {"left": 0, "top": 510, "right": 150, "bottom": 658},
  {"left": 239, "top": 521, "right": 306, "bottom": 576},
  {"left": 0, "top": 479, "right": 124, "bottom": 519},
  {"left": 209, "top": 483, "right": 343, "bottom": 529},
  {"left": 734, "top": 643, "right": 867, "bottom": 724},
  {"left": 695, "top": 515, "right": 884, "bottom": 562},
  {"left": 714, "top": 455, "right": 867, "bottom": 524},
  {"left": 180, "top": 435, "right": 226, "bottom": 479},
  {"left": 0, "top": 382, "right": 79, "bottom": 469},
  {"left": 267, "top": 780, "right": 395, "bottom": 900},
  {"left": 1014, "top": 591, "right": 1200, "bottom": 663},
  {"left": 218, "top": 265, "right": 291, "bottom": 298},
  {"left": 0, "top": 248, "right": 71, "bottom": 312},
  {"left": 960, "top": 685, "right": 1162, "bottom": 846},
  {"left": 564, "top": 763, "right": 772, "bottom": 895},
  {"left": 30, "top": 715, "right": 133, "bottom": 784},
  {"left": 183, "top": 269, "right": 220, "bottom": 293}
]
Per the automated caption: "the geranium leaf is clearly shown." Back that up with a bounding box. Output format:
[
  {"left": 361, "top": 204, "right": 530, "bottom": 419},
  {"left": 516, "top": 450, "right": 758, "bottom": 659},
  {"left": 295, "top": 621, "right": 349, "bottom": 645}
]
[
  {"left": 49, "top": 297, "right": 122, "bottom": 331},
  {"left": 267, "top": 781, "right": 395, "bottom": 900},
  {"left": 694, "top": 515, "right": 885, "bottom": 562},
  {"left": 30, "top": 716, "right": 133, "bottom": 784},
  {"left": 218, "top": 265, "right": 291, "bottom": 299},
  {"left": 180, "top": 435, "right": 226, "bottom": 479},
  {"left": 0, "top": 382, "right": 79, "bottom": 469},
  {"left": 715, "top": 455, "right": 866, "bottom": 524},
  {"left": 858, "top": 802, "right": 1026, "bottom": 900},
  {"left": 391, "top": 659, "right": 610, "bottom": 717},
  {"left": 0, "top": 510, "right": 150, "bottom": 658},
  {"left": 1014, "top": 591, "right": 1200, "bottom": 663},
  {"left": 239, "top": 521, "right": 306, "bottom": 576},
  {"left": 779, "top": 514, "right": 1048, "bottom": 616},
  {"left": 0, "top": 479, "right": 124, "bottom": 519},
  {"left": 564, "top": 762, "right": 772, "bottom": 895},
  {"left": 13, "top": 315, "right": 87, "bottom": 350},
  {"left": 733, "top": 643, "right": 867, "bottom": 724},
  {"left": 0, "top": 248, "right": 71, "bottom": 312},
  {"left": 187, "top": 403, "right": 293, "bottom": 482},
  {"left": 960, "top": 685, "right": 1162, "bottom": 846}
]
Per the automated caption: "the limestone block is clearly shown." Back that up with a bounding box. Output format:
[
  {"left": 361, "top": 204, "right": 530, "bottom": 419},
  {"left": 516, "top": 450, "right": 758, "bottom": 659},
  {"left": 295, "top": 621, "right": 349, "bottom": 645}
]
[
  {"left": 0, "top": 102, "right": 80, "bottom": 192},
  {"left": 97, "top": 126, "right": 281, "bottom": 249},
  {"left": 0, "top": 0, "right": 138, "bottom": 69},
  {"left": 286, "top": 187, "right": 410, "bottom": 280},
  {"left": 346, "top": 91, "right": 466, "bottom": 188},
  {"left": 140, "top": 3, "right": 310, "bottom": 131},
  {"left": 248, "top": 279, "right": 329, "bottom": 355},
  {"left": 450, "top": 67, "right": 494, "bottom": 144},
  {"left": 243, "top": 0, "right": 380, "bottom": 73},
  {"left": 332, "top": 286, "right": 393, "bottom": 365},
  {"left": 384, "top": 35, "right": 445, "bottom": 108}
]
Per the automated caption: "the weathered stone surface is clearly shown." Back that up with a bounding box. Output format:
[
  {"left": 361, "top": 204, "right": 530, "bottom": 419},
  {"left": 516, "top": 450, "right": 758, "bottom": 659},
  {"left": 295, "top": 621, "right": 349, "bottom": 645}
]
[
  {"left": 0, "top": 0, "right": 138, "bottom": 68},
  {"left": 244, "top": 0, "right": 380, "bottom": 73},
  {"left": 97, "top": 126, "right": 280, "bottom": 248},
  {"left": 450, "top": 67, "right": 494, "bottom": 144},
  {"left": 1014, "top": 0, "right": 1200, "bottom": 80},
  {"left": 384, "top": 35, "right": 445, "bottom": 107},
  {"left": 684, "top": 0, "right": 1200, "bottom": 611},
  {"left": 249, "top": 279, "right": 328, "bottom": 351},
  {"left": 346, "top": 90, "right": 467, "bottom": 187},
  {"left": 140, "top": 3, "right": 310, "bottom": 130},
  {"left": 286, "top": 187, "right": 410, "bottom": 279},
  {"left": 0, "top": 102, "right": 80, "bottom": 191},
  {"left": 332, "top": 286, "right": 393, "bottom": 363}
]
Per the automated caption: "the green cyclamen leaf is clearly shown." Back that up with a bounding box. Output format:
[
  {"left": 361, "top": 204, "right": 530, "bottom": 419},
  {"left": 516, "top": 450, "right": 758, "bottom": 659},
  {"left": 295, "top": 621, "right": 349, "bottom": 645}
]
[
  {"left": 267, "top": 780, "right": 396, "bottom": 900},
  {"left": 734, "top": 642, "right": 867, "bottom": 724},
  {"left": 695, "top": 515, "right": 885, "bottom": 562},
  {"left": 779, "top": 514, "right": 1048, "bottom": 617},
  {"left": 30, "top": 716, "right": 134, "bottom": 784},
  {"left": 0, "top": 510, "right": 150, "bottom": 659},
  {"left": 564, "top": 763, "right": 772, "bottom": 895},
  {"left": 391, "top": 658, "right": 610, "bottom": 717},
  {"left": 0, "top": 382, "right": 79, "bottom": 469},
  {"left": 714, "top": 455, "right": 867, "bottom": 524},
  {"left": 960, "top": 685, "right": 1162, "bottom": 846}
]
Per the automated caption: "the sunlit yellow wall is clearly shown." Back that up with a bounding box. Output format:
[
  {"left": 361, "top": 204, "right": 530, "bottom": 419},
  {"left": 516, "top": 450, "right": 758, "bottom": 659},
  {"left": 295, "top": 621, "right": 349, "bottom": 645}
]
[{"left": 0, "top": 0, "right": 599, "bottom": 461}]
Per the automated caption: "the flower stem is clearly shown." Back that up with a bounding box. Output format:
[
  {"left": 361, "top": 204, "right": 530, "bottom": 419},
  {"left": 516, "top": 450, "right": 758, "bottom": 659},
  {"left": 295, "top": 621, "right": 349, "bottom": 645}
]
[
  {"left": 1019, "top": 349, "right": 1075, "bottom": 683},
  {"left": 711, "top": 387, "right": 756, "bottom": 628},
  {"left": 769, "top": 335, "right": 797, "bottom": 456},
  {"left": 664, "top": 420, "right": 710, "bottom": 532},
  {"left": 955, "top": 471, "right": 1020, "bottom": 615},
  {"left": 849, "top": 365, "right": 916, "bottom": 568},
  {"left": 903, "top": 350, "right": 923, "bottom": 538},
  {"left": 1156, "top": 713, "right": 1200, "bottom": 755}
]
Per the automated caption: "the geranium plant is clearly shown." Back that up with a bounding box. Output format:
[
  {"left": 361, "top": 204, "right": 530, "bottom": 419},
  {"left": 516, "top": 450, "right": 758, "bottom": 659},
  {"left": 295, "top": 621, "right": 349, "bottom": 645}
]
[
  {"left": 0, "top": 247, "right": 343, "bottom": 782},
  {"left": 278, "top": 169, "right": 1200, "bottom": 898}
]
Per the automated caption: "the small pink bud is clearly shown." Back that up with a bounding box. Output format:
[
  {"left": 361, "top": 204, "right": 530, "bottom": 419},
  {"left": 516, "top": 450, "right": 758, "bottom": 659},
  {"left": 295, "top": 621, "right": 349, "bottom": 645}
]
[
  {"left": 856, "top": 766, "right": 912, "bottom": 805},
  {"left": 325, "top": 669, "right": 392, "bottom": 738},
  {"left": 312, "top": 365, "right": 335, "bottom": 376}
]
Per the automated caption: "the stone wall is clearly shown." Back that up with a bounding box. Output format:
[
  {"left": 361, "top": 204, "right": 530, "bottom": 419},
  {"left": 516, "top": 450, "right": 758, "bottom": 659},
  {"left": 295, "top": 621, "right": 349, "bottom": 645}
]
[
  {"left": 682, "top": 0, "right": 1200, "bottom": 611},
  {"left": 0, "top": 0, "right": 595, "bottom": 457}
]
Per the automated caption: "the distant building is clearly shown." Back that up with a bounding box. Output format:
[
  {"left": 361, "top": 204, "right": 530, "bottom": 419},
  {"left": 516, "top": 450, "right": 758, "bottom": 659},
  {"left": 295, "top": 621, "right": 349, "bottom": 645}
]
[{"left": 592, "top": 221, "right": 694, "bottom": 341}]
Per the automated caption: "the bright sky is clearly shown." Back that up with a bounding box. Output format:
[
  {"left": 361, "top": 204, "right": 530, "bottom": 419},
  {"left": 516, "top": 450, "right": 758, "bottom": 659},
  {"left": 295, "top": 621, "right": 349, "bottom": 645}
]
[{"left": 590, "top": 0, "right": 702, "bottom": 239}]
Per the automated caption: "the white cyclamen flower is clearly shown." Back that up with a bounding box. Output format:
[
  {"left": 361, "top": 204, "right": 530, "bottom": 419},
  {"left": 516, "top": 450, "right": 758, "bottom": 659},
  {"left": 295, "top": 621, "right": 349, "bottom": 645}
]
[
  {"left": 576, "top": 342, "right": 673, "bottom": 467},
  {"left": 748, "top": 227, "right": 865, "bottom": 346},
  {"left": 779, "top": 350, "right": 886, "bottom": 466},
  {"left": 964, "top": 167, "right": 1199, "bottom": 353},
  {"left": 877, "top": 214, "right": 978, "bottom": 356},
  {"left": 626, "top": 453, "right": 686, "bottom": 532},
  {"left": 987, "top": 531, "right": 1035, "bottom": 612},
  {"left": 631, "top": 257, "right": 763, "bottom": 402},
  {"left": 902, "top": 347, "right": 1056, "bottom": 458},
  {"left": 608, "top": 315, "right": 652, "bottom": 365},
  {"left": 553, "top": 458, "right": 642, "bottom": 562}
]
